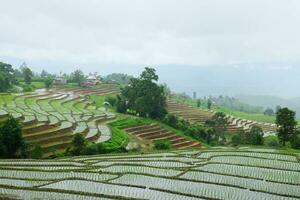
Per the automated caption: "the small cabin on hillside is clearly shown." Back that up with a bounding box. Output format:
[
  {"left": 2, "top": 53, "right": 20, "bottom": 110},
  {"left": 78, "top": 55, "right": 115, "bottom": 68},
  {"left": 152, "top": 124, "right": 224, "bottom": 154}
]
[
  {"left": 53, "top": 76, "right": 67, "bottom": 85},
  {"left": 82, "top": 72, "right": 101, "bottom": 87}
]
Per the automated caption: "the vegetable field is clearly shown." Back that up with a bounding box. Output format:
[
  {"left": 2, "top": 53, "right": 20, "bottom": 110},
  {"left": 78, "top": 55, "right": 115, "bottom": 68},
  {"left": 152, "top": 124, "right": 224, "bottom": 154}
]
[
  {"left": 0, "top": 148, "right": 299, "bottom": 199},
  {"left": 167, "top": 101, "right": 277, "bottom": 136},
  {"left": 123, "top": 124, "right": 201, "bottom": 149},
  {"left": 0, "top": 84, "right": 120, "bottom": 156}
]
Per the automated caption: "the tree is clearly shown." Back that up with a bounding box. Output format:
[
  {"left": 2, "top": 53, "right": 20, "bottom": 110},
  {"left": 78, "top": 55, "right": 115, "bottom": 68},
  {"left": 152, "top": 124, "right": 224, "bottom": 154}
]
[
  {"left": 264, "top": 108, "right": 275, "bottom": 116},
  {"left": 105, "top": 96, "right": 117, "bottom": 107},
  {"left": 206, "top": 112, "right": 229, "bottom": 142},
  {"left": 70, "top": 70, "right": 85, "bottom": 86},
  {"left": 248, "top": 126, "right": 264, "bottom": 145},
  {"left": 197, "top": 99, "right": 201, "bottom": 107},
  {"left": 231, "top": 134, "right": 242, "bottom": 146},
  {"left": 0, "top": 116, "right": 26, "bottom": 158},
  {"left": 67, "top": 133, "right": 87, "bottom": 156},
  {"left": 22, "top": 67, "right": 33, "bottom": 85},
  {"left": 163, "top": 114, "right": 178, "bottom": 128},
  {"left": 44, "top": 76, "right": 53, "bottom": 89},
  {"left": 290, "top": 130, "right": 300, "bottom": 149},
  {"left": 116, "top": 95, "right": 127, "bottom": 113},
  {"left": 118, "top": 67, "right": 167, "bottom": 119},
  {"left": 207, "top": 99, "right": 212, "bottom": 109},
  {"left": 40, "top": 70, "right": 49, "bottom": 77},
  {"left": 0, "top": 62, "right": 15, "bottom": 92},
  {"left": 276, "top": 107, "right": 297, "bottom": 146}
]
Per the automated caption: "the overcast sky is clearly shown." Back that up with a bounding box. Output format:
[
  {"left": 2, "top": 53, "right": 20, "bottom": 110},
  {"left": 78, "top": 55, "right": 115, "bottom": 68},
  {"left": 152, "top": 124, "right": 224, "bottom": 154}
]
[{"left": 1, "top": 0, "right": 300, "bottom": 72}]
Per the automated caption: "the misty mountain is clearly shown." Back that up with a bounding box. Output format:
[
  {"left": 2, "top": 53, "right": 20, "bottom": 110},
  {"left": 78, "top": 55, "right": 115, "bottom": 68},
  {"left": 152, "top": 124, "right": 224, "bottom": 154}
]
[{"left": 236, "top": 94, "right": 300, "bottom": 117}]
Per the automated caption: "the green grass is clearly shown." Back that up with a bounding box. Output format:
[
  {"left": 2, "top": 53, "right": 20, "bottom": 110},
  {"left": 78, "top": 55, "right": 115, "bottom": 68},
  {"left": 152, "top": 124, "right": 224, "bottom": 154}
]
[
  {"left": 19, "top": 81, "right": 46, "bottom": 89},
  {"left": 92, "top": 118, "right": 141, "bottom": 153},
  {"left": 216, "top": 106, "right": 276, "bottom": 123},
  {"left": 0, "top": 94, "right": 13, "bottom": 106},
  {"left": 89, "top": 95, "right": 107, "bottom": 107}
]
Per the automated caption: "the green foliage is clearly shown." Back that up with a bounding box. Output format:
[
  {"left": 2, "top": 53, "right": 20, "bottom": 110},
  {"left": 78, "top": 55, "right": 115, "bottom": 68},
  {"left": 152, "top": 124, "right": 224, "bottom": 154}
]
[
  {"left": 290, "top": 131, "right": 300, "bottom": 149},
  {"left": 0, "top": 62, "right": 15, "bottom": 92},
  {"left": 247, "top": 126, "right": 264, "bottom": 145},
  {"left": 276, "top": 107, "right": 297, "bottom": 146},
  {"left": 116, "top": 95, "right": 127, "bottom": 113},
  {"left": 66, "top": 133, "right": 87, "bottom": 156},
  {"left": 84, "top": 119, "right": 136, "bottom": 155},
  {"left": 232, "top": 126, "right": 264, "bottom": 146},
  {"left": 265, "top": 136, "right": 281, "bottom": 147},
  {"left": 206, "top": 112, "right": 229, "bottom": 142},
  {"left": 231, "top": 134, "right": 242, "bottom": 146},
  {"left": 105, "top": 96, "right": 117, "bottom": 107},
  {"left": 22, "top": 84, "right": 33, "bottom": 92},
  {"left": 22, "top": 67, "right": 34, "bottom": 85},
  {"left": 118, "top": 67, "right": 167, "bottom": 119},
  {"left": 197, "top": 99, "right": 201, "bottom": 107},
  {"left": 207, "top": 99, "right": 212, "bottom": 109},
  {"left": 70, "top": 69, "right": 85, "bottom": 86},
  {"left": 44, "top": 76, "right": 53, "bottom": 88},
  {"left": 0, "top": 116, "right": 27, "bottom": 158},
  {"left": 210, "top": 96, "right": 263, "bottom": 113},
  {"left": 154, "top": 139, "right": 172, "bottom": 150},
  {"left": 103, "top": 73, "right": 133, "bottom": 84},
  {"left": 31, "top": 145, "right": 43, "bottom": 159},
  {"left": 163, "top": 114, "right": 212, "bottom": 144}
]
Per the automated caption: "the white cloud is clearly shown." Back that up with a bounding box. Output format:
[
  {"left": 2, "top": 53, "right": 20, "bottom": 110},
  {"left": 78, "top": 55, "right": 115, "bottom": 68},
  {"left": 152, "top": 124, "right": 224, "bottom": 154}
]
[{"left": 0, "top": 0, "right": 300, "bottom": 68}]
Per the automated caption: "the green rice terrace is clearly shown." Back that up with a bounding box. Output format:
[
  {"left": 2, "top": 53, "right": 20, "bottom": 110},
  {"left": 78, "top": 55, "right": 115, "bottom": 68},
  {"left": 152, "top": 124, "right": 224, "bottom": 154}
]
[
  {"left": 0, "top": 148, "right": 299, "bottom": 199},
  {"left": 0, "top": 84, "right": 120, "bottom": 157},
  {"left": 167, "top": 101, "right": 278, "bottom": 137}
]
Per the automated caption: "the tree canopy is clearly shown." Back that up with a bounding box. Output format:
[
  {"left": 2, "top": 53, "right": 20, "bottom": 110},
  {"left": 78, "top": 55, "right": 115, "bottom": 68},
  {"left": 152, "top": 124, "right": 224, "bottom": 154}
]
[
  {"left": 70, "top": 69, "right": 85, "bottom": 86},
  {"left": 0, "top": 116, "right": 27, "bottom": 158},
  {"left": 276, "top": 107, "right": 297, "bottom": 146},
  {"left": 0, "top": 62, "right": 15, "bottom": 92},
  {"left": 117, "top": 67, "right": 167, "bottom": 119},
  {"left": 22, "top": 67, "right": 34, "bottom": 85}
]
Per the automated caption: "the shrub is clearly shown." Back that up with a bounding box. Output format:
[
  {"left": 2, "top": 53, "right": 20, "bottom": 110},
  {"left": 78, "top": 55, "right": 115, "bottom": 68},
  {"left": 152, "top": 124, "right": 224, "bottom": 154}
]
[
  {"left": 23, "top": 84, "right": 33, "bottom": 92},
  {"left": 265, "top": 136, "right": 281, "bottom": 147},
  {"left": 290, "top": 133, "right": 300, "bottom": 149},
  {"left": 231, "top": 134, "right": 242, "bottom": 146},
  {"left": 31, "top": 145, "right": 43, "bottom": 159},
  {"left": 163, "top": 114, "right": 178, "bottom": 128},
  {"left": 44, "top": 77, "right": 53, "bottom": 89},
  {"left": 105, "top": 96, "right": 117, "bottom": 107},
  {"left": 154, "top": 139, "right": 172, "bottom": 150},
  {"left": 66, "top": 133, "right": 87, "bottom": 156}
]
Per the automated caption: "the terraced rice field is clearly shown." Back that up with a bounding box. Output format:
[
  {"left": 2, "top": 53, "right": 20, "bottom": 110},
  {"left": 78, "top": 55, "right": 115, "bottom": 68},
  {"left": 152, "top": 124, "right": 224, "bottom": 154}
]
[
  {"left": 167, "top": 101, "right": 277, "bottom": 135},
  {"left": 0, "top": 148, "right": 299, "bottom": 199},
  {"left": 124, "top": 124, "right": 201, "bottom": 149},
  {"left": 0, "top": 85, "right": 120, "bottom": 155}
]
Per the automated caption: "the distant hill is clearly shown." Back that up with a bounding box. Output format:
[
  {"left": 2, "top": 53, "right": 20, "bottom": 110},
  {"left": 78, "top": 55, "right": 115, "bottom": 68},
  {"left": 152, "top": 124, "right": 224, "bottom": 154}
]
[{"left": 237, "top": 94, "right": 300, "bottom": 117}]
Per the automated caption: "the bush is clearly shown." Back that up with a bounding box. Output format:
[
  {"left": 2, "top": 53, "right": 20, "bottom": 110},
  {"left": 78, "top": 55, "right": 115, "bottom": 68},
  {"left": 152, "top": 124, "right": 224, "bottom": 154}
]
[
  {"left": 265, "top": 136, "right": 281, "bottom": 147},
  {"left": 31, "top": 145, "right": 43, "bottom": 159},
  {"left": 290, "top": 133, "right": 300, "bottom": 149},
  {"left": 231, "top": 134, "right": 242, "bottom": 146},
  {"left": 154, "top": 139, "right": 172, "bottom": 150},
  {"left": 23, "top": 84, "right": 33, "bottom": 92},
  {"left": 66, "top": 133, "right": 87, "bottom": 156},
  {"left": 163, "top": 114, "right": 178, "bottom": 128},
  {"left": 105, "top": 96, "right": 117, "bottom": 107}
]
